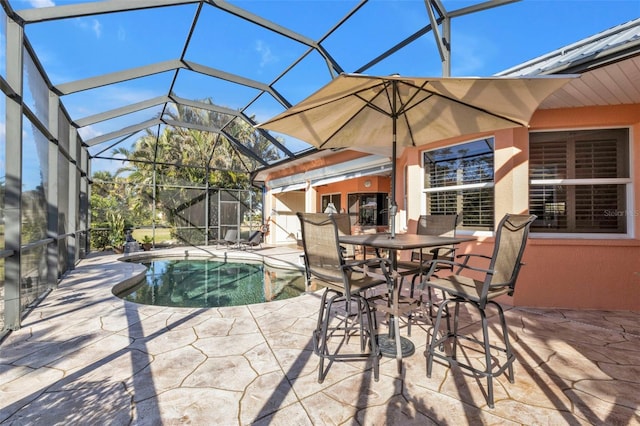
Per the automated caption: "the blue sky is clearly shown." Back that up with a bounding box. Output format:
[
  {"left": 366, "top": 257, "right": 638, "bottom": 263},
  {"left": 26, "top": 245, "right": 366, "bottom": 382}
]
[{"left": 7, "top": 0, "right": 640, "bottom": 174}]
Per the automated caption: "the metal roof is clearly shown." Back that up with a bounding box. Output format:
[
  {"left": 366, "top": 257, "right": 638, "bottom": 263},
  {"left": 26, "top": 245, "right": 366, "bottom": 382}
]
[
  {"left": 497, "top": 18, "right": 640, "bottom": 77},
  {"left": 498, "top": 18, "right": 640, "bottom": 110}
]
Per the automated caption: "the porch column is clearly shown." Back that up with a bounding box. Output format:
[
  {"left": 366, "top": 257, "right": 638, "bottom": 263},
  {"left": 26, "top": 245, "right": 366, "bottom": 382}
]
[
  {"left": 305, "top": 182, "right": 317, "bottom": 213},
  {"left": 494, "top": 127, "right": 530, "bottom": 222}
]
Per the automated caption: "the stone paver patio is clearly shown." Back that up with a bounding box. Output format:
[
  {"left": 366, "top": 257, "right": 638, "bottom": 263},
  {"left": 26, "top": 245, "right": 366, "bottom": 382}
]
[{"left": 1, "top": 246, "right": 639, "bottom": 425}]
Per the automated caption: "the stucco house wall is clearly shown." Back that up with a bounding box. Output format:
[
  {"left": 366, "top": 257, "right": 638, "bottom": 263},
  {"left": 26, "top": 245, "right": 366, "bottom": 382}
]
[
  {"left": 257, "top": 19, "right": 640, "bottom": 311},
  {"left": 261, "top": 102, "right": 639, "bottom": 310}
]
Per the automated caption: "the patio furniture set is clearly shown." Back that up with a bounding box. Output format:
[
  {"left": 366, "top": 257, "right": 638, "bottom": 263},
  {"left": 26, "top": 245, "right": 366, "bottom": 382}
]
[
  {"left": 217, "top": 229, "right": 265, "bottom": 251},
  {"left": 297, "top": 212, "right": 536, "bottom": 408}
]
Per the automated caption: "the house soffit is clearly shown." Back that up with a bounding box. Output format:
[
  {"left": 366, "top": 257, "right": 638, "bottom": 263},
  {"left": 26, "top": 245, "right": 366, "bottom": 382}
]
[{"left": 267, "top": 155, "right": 391, "bottom": 192}]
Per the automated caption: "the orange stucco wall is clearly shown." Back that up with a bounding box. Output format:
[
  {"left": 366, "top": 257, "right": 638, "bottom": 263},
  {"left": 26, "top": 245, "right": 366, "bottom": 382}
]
[
  {"left": 314, "top": 176, "right": 391, "bottom": 213},
  {"left": 443, "top": 237, "right": 640, "bottom": 311},
  {"left": 514, "top": 105, "right": 640, "bottom": 310},
  {"left": 262, "top": 103, "right": 640, "bottom": 311}
]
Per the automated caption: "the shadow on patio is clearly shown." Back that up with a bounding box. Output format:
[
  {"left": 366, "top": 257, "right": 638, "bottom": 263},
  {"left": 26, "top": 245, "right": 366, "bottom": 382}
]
[{"left": 1, "top": 248, "right": 638, "bottom": 425}]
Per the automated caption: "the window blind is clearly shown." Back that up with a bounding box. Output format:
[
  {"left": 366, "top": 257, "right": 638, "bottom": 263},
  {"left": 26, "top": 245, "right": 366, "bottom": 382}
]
[{"left": 424, "top": 138, "right": 494, "bottom": 231}]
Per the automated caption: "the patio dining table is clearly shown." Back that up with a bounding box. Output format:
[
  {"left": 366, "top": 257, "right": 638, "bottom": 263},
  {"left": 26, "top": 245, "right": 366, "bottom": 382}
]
[{"left": 339, "top": 232, "right": 476, "bottom": 368}]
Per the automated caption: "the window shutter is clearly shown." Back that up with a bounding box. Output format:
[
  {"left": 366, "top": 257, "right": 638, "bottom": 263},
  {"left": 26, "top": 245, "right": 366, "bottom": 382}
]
[
  {"left": 529, "top": 128, "right": 628, "bottom": 234},
  {"left": 529, "top": 141, "right": 567, "bottom": 180},
  {"left": 574, "top": 138, "right": 619, "bottom": 179}
]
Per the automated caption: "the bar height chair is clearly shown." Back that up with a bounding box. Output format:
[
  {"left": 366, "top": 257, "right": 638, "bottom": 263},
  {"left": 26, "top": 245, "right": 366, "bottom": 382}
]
[
  {"left": 396, "top": 214, "right": 458, "bottom": 329},
  {"left": 297, "top": 212, "right": 392, "bottom": 383},
  {"left": 422, "top": 213, "right": 536, "bottom": 408}
]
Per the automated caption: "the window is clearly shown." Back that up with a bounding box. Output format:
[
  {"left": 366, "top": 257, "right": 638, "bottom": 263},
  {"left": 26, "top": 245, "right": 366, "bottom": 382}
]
[
  {"left": 423, "top": 138, "right": 494, "bottom": 231},
  {"left": 348, "top": 193, "right": 389, "bottom": 226},
  {"left": 529, "top": 128, "right": 630, "bottom": 234},
  {"left": 321, "top": 193, "right": 341, "bottom": 213}
]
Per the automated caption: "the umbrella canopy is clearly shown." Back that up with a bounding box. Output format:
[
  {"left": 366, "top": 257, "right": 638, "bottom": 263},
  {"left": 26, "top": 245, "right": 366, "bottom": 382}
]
[{"left": 257, "top": 73, "right": 575, "bottom": 236}]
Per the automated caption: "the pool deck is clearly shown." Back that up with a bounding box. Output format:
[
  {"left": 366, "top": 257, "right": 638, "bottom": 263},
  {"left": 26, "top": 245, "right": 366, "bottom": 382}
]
[{"left": 1, "top": 245, "right": 639, "bottom": 425}]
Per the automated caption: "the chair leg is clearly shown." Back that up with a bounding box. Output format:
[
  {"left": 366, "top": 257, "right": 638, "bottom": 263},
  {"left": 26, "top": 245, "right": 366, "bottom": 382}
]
[
  {"left": 358, "top": 297, "right": 366, "bottom": 352},
  {"left": 361, "top": 294, "right": 380, "bottom": 381},
  {"left": 407, "top": 273, "right": 424, "bottom": 336},
  {"left": 354, "top": 293, "right": 380, "bottom": 381},
  {"left": 427, "top": 287, "right": 452, "bottom": 326},
  {"left": 314, "top": 289, "right": 333, "bottom": 383},
  {"left": 479, "top": 307, "right": 494, "bottom": 408},
  {"left": 451, "top": 300, "right": 461, "bottom": 358},
  {"left": 490, "top": 300, "right": 515, "bottom": 383},
  {"left": 426, "top": 298, "right": 453, "bottom": 378},
  {"left": 406, "top": 277, "right": 413, "bottom": 336},
  {"left": 314, "top": 289, "right": 330, "bottom": 353},
  {"left": 426, "top": 292, "right": 518, "bottom": 409},
  {"left": 443, "top": 290, "right": 452, "bottom": 332},
  {"left": 313, "top": 288, "right": 380, "bottom": 383}
]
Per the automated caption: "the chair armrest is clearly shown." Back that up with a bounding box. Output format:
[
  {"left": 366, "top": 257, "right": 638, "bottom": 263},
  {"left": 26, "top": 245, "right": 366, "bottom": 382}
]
[
  {"left": 457, "top": 253, "right": 492, "bottom": 262},
  {"left": 344, "top": 257, "right": 393, "bottom": 281},
  {"left": 455, "top": 253, "right": 492, "bottom": 270},
  {"left": 423, "top": 258, "right": 495, "bottom": 279},
  {"left": 411, "top": 246, "right": 455, "bottom": 263},
  {"left": 429, "top": 246, "right": 454, "bottom": 254},
  {"left": 429, "top": 246, "right": 456, "bottom": 258},
  {"left": 344, "top": 257, "right": 391, "bottom": 269}
]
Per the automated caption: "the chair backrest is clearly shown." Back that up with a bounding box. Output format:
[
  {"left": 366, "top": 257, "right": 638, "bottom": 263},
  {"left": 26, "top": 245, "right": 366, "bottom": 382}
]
[
  {"left": 247, "top": 230, "right": 262, "bottom": 244},
  {"left": 413, "top": 214, "right": 458, "bottom": 262},
  {"left": 223, "top": 229, "right": 238, "bottom": 243},
  {"left": 488, "top": 214, "right": 537, "bottom": 291},
  {"left": 416, "top": 214, "right": 458, "bottom": 237},
  {"left": 331, "top": 213, "right": 352, "bottom": 236},
  {"left": 331, "top": 213, "right": 356, "bottom": 258},
  {"left": 297, "top": 212, "right": 345, "bottom": 287}
]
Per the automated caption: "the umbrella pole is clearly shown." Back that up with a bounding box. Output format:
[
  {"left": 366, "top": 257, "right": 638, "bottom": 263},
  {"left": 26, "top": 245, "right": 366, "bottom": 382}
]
[
  {"left": 389, "top": 82, "right": 398, "bottom": 239},
  {"left": 390, "top": 139, "right": 397, "bottom": 239}
]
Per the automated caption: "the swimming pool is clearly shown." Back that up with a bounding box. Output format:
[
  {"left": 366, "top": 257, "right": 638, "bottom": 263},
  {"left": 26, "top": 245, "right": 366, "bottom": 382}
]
[{"left": 116, "top": 258, "right": 307, "bottom": 308}]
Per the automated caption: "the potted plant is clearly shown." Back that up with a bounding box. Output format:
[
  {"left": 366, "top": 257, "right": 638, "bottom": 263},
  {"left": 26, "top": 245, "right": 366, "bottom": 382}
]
[{"left": 141, "top": 235, "right": 153, "bottom": 251}]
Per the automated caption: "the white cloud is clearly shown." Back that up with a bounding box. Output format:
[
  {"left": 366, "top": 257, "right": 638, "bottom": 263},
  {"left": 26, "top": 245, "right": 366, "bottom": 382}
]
[
  {"left": 255, "top": 40, "right": 277, "bottom": 68},
  {"left": 92, "top": 19, "right": 102, "bottom": 38},
  {"left": 78, "top": 124, "right": 101, "bottom": 141},
  {"left": 450, "top": 32, "right": 496, "bottom": 76},
  {"left": 73, "top": 17, "right": 102, "bottom": 39}
]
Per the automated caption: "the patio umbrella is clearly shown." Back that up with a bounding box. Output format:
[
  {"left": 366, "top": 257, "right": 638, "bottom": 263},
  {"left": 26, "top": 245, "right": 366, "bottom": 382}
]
[{"left": 257, "top": 73, "right": 575, "bottom": 237}]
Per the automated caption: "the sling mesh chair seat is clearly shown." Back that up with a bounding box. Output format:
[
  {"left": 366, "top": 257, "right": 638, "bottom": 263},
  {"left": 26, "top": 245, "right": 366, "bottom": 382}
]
[
  {"left": 297, "top": 212, "right": 392, "bottom": 383},
  {"left": 332, "top": 212, "right": 357, "bottom": 260},
  {"left": 421, "top": 213, "right": 536, "bottom": 408},
  {"left": 395, "top": 214, "right": 458, "bottom": 326}
]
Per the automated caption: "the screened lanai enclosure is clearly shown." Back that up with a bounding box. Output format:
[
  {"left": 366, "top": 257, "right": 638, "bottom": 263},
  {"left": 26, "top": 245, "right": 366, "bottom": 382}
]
[{"left": 0, "top": 0, "right": 523, "bottom": 333}]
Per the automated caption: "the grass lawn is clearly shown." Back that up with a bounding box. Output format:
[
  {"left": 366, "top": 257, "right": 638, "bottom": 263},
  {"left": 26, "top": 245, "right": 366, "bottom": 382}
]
[{"left": 132, "top": 228, "right": 173, "bottom": 244}]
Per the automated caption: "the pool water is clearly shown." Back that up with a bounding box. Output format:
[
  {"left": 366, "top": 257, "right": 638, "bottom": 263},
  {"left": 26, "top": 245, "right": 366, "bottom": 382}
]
[{"left": 117, "top": 258, "right": 306, "bottom": 308}]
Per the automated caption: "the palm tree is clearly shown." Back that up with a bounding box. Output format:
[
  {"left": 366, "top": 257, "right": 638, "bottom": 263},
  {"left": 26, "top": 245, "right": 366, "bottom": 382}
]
[{"left": 91, "top": 99, "right": 275, "bottom": 243}]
